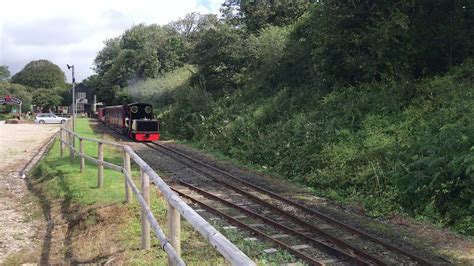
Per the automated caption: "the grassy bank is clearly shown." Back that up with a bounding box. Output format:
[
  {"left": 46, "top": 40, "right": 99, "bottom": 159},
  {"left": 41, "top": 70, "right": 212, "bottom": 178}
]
[{"left": 18, "top": 118, "right": 226, "bottom": 264}]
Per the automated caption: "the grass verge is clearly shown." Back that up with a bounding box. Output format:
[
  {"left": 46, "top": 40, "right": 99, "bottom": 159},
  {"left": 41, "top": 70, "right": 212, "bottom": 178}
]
[{"left": 7, "top": 118, "right": 229, "bottom": 264}]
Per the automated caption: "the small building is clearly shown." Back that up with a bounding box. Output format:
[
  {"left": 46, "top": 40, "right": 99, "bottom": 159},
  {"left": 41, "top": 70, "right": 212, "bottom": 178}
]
[
  {"left": 70, "top": 83, "right": 94, "bottom": 117},
  {"left": 74, "top": 83, "right": 93, "bottom": 113}
]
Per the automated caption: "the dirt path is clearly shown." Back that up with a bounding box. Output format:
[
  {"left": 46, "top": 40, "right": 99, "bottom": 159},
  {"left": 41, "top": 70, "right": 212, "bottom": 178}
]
[{"left": 0, "top": 123, "right": 59, "bottom": 263}]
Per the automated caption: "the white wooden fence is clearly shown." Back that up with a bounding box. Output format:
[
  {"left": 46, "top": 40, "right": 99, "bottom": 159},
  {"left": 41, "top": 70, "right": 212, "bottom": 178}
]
[{"left": 58, "top": 121, "right": 255, "bottom": 265}]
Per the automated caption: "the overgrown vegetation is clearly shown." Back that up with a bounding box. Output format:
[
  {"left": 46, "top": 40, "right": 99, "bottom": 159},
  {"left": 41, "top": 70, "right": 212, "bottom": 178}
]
[{"left": 90, "top": 1, "right": 473, "bottom": 235}]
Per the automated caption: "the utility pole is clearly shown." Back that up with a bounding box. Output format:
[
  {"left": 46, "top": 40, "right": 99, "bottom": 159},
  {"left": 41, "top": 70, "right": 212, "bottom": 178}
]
[{"left": 67, "top": 64, "right": 76, "bottom": 148}]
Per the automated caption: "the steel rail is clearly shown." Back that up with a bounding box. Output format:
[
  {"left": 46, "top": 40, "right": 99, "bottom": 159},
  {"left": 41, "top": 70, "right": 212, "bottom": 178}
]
[
  {"left": 180, "top": 179, "right": 384, "bottom": 265},
  {"left": 173, "top": 188, "right": 326, "bottom": 266},
  {"left": 177, "top": 180, "right": 371, "bottom": 265},
  {"left": 150, "top": 142, "right": 434, "bottom": 265},
  {"left": 149, "top": 143, "right": 384, "bottom": 264}
]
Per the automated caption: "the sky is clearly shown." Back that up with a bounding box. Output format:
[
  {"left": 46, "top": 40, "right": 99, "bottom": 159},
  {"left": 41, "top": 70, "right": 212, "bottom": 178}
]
[{"left": 0, "top": 0, "right": 222, "bottom": 82}]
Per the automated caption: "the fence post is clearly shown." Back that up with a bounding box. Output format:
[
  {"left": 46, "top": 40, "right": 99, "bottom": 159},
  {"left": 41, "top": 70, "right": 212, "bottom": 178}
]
[
  {"left": 141, "top": 169, "right": 150, "bottom": 250},
  {"left": 69, "top": 132, "right": 74, "bottom": 164},
  {"left": 167, "top": 202, "right": 181, "bottom": 264},
  {"left": 123, "top": 151, "right": 132, "bottom": 203},
  {"left": 79, "top": 138, "right": 85, "bottom": 173},
  {"left": 97, "top": 142, "right": 104, "bottom": 188},
  {"left": 69, "top": 121, "right": 75, "bottom": 160},
  {"left": 69, "top": 123, "right": 75, "bottom": 156},
  {"left": 60, "top": 128, "right": 64, "bottom": 158}
]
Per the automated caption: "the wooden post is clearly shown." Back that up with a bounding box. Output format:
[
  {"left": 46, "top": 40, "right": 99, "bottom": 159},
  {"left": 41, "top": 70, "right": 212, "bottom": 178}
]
[
  {"left": 97, "top": 142, "right": 104, "bottom": 188},
  {"left": 60, "top": 129, "right": 64, "bottom": 158},
  {"left": 141, "top": 169, "right": 150, "bottom": 250},
  {"left": 79, "top": 138, "right": 85, "bottom": 173},
  {"left": 68, "top": 132, "right": 74, "bottom": 164},
  {"left": 68, "top": 122, "right": 75, "bottom": 160},
  {"left": 123, "top": 152, "right": 132, "bottom": 203},
  {"left": 167, "top": 202, "right": 181, "bottom": 264}
]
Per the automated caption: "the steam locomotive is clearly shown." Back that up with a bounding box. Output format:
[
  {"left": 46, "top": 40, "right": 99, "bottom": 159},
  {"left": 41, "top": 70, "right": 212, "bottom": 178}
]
[{"left": 98, "top": 103, "right": 160, "bottom": 141}]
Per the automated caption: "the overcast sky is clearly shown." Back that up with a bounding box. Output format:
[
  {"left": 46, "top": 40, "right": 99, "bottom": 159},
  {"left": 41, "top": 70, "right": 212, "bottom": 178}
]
[{"left": 0, "top": 0, "right": 222, "bottom": 82}]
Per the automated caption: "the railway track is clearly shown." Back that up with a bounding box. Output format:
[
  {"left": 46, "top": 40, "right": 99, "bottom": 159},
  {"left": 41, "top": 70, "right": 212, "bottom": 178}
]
[{"left": 145, "top": 142, "right": 436, "bottom": 265}]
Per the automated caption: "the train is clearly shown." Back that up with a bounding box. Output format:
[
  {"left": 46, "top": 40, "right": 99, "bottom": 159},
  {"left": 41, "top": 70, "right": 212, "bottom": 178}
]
[{"left": 97, "top": 103, "right": 160, "bottom": 142}]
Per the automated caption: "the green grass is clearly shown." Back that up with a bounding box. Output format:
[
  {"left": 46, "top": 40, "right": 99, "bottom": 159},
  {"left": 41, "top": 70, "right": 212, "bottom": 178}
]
[
  {"left": 29, "top": 118, "right": 256, "bottom": 264},
  {"left": 33, "top": 119, "right": 126, "bottom": 205}
]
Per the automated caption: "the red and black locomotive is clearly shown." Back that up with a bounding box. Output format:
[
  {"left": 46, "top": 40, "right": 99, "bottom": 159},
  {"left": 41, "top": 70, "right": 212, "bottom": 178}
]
[{"left": 98, "top": 103, "right": 159, "bottom": 141}]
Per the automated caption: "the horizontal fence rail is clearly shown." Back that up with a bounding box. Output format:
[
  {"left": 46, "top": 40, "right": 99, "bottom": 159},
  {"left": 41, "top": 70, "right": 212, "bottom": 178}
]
[{"left": 58, "top": 121, "right": 255, "bottom": 266}]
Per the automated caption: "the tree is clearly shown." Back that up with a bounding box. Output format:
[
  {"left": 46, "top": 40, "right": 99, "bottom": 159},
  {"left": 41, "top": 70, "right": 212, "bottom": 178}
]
[
  {"left": 286, "top": 0, "right": 474, "bottom": 86},
  {"left": 32, "top": 88, "right": 62, "bottom": 111},
  {"left": 192, "top": 24, "right": 246, "bottom": 93},
  {"left": 94, "top": 38, "right": 121, "bottom": 77},
  {"left": 11, "top": 60, "right": 66, "bottom": 89},
  {"left": 167, "top": 13, "right": 218, "bottom": 42},
  {"left": 82, "top": 74, "right": 117, "bottom": 105},
  {"left": 0, "top": 82, "right": 32, "bottom": 111},
  {"left": 245, "top": 26, "right": 290, "bottom": 91},
  {"left": 55, "top": 86, "right": 71, "bottom": 106},
  {"left": 92, "top": 23, "right": 191, "bottom": 103},
  {"left": 0, "top": 65, "right": 10, "bottom": 81},
  {"left": 94, "top": 24, "right": 188, "bottom": 86},
  {"left": 221, "top": 0, "right": 312, "bottom": 32}
]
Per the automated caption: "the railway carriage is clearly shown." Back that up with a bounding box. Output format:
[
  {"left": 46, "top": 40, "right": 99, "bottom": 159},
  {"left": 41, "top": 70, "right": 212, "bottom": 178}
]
[{"left": 98, "top": 103, "right": 159, "bottom": 141}]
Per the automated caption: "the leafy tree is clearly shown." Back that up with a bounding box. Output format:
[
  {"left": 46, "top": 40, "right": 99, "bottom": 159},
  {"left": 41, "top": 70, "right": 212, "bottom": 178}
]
[
  {"left": 93, "top": 24, "right": 188, "bottom": 92},
  {"left": 192, "top": 24, "right": 246, "bottom": 92},
  {"left": 82, "top": 74, "right": 119, "bottom": 105},
  {"left": 32, "top": 88, "right": 62, "bottom": 111},
  {"left": 167, "top": 13, "right": 218, "bottom": 43},
  {"left": 408, "top": 0, "right": 473, "bottom": 76},
  {"left": 245, "top": 26, "right": 290, "bottom": 91},
  {"left": 287, "top": 0, "right": 473, "bottom": 86},
  {"left": 221, "top": 0, "right": 312, "bottom": 31},
  {"left": 55, "top": 86, "right": 71, "bottom": 106},
  {"left": 0, "top": 82, "right": 32, "bottom": 111},
  {"left": 11, "top": 60, "right": 66, "bottom": 89},
  {"left": 0, "top": 65, "right": 10, "bottom": 81},
  {"left": 94, "top": 38, "right": 121, "bottom": 77}
]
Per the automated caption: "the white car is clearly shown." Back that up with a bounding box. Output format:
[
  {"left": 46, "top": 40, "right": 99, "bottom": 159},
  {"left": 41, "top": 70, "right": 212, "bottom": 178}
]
[{"left": 35, "top": 113, "right": 68, "bottom": 124}]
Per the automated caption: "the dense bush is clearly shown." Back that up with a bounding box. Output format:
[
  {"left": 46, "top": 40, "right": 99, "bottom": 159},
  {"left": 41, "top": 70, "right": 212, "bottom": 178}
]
[
  {"left": 161, "top": 62, "right": 474, "bottom": 235},
  {"left": 161, "top": 84, "right": 213, "bottom": 139}
]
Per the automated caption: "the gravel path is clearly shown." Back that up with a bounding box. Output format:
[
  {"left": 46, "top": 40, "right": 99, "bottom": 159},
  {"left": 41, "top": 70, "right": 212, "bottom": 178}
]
[{"left": 0, "top": 123, "right": 59, "bottom": 263}]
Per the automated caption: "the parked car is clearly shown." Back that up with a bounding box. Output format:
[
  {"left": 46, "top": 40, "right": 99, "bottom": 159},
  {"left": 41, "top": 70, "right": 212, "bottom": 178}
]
[{"left": 35, "top": 113, "right": 68, "bottom": 124}]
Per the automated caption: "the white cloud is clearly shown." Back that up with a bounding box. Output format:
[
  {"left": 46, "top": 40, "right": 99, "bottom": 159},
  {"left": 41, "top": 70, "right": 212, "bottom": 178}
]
[{"left": 0, "top": 0, "right": 222, "bottom": 82}]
